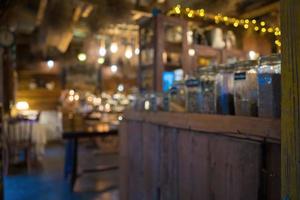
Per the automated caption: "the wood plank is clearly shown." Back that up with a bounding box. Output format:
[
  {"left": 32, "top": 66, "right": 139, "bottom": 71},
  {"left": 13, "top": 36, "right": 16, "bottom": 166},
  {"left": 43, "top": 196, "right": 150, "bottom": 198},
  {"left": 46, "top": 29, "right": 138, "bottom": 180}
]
[
  {"left": 177, "top": 130, "right": 193, "bottom": 200},
  {"left": 127, "top": 121, "right": 144, "bottom": 200},
  {"left": 281, "top": 0, "right": 300, "bottom": 199},
  {"left": 119, "top": 121, "right": 129, "bottom": 200},
  {"left": 209, "top": 135, "right": 261, "bottom": 200},
  {"left": 159, "top": 127, "right": 179, "bottom": 200},
  {"left": 124, "top": 111, "right": 280, "bottom": 141},
  {"left": 191, "top": 132, "right": 210, "bottom": 200},
  {"left": 142, "top": 123, "right": 160, "bottom": 200}
]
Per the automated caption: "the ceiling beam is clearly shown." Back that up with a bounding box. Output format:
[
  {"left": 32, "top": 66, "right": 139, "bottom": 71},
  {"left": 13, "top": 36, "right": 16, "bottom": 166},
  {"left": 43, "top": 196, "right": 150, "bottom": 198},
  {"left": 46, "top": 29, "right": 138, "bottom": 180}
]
[{"left": 240, "top": 2, "right": 280, "bottom": 19}]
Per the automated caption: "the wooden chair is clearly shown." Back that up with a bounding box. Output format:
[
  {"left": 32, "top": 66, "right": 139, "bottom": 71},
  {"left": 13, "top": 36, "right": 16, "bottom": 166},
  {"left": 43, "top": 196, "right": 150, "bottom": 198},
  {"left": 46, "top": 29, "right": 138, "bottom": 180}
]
[{"left": 3, "top": 118, "right": 33, "bottom": 175}]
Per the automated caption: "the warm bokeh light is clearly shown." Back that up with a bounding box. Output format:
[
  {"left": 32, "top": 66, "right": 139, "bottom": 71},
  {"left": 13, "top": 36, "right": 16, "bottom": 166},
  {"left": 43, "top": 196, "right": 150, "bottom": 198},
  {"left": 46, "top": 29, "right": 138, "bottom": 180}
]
[
  {"left": 16, "top": 101, "right": 29, "bottom": 110},
  {"left": 77, "top": 53, "right": 87, "bottom": 61},
  {"left": 111, "top": 64, "right": 118, "bottom": 73},
  {"left": 110, "top": 42, "right": 118, "bottom": 53},
  {"left": 47, "top": 60, "right": 54, "bottom": 69}
]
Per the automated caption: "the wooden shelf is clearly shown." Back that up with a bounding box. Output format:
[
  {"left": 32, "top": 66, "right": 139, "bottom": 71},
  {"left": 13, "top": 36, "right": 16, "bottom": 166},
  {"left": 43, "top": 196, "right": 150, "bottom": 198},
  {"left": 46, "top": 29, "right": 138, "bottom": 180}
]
[{"left": 124, "top": 111, "right": 280, "bottom": 141}]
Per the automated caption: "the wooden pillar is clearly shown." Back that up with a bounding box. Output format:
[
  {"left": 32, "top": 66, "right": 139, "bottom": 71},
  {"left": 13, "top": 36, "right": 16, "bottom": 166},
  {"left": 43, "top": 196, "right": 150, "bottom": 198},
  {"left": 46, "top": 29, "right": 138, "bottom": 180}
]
[{"left": 281, "top": 0, "right": 300, "bottom": 199}]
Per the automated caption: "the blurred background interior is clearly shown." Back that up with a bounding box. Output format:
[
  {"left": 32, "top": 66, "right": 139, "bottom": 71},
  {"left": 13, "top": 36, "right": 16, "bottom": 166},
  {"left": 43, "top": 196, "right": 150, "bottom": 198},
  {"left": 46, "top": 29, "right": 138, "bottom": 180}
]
[{"left": 0, "top": 0, "right": 282, "bottom": 199}]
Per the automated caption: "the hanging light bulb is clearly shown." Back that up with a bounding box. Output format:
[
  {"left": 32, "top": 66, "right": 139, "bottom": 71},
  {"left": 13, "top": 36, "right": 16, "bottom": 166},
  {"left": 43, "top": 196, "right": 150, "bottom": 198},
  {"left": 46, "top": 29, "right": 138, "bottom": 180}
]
[
  {"left": 47, "top": 60, "right": 54, "bottom": 69},
  {"left": 99, "top": 47, "right": 106, "bottom": 57},
  {"left": 188, "top": 48, "right": 195, "bottom": 56},
  {"left": 125, "top": 46, "right": 133, "bottom": 59},
  {"left": 78, "top": 53, "right": 87, "bottom": 62},
  {"left": 97, "top": 57, "right": 105, "bottom": 64},
  {"left": 111, "top": 64, "right": 118, "bottom": 73},
  {"left": 117, "top": 84, "right": 124, "bottom": 92},
  {"left": 110, "top": 42, "right": 118, "bottom": 53},
  {"left": 135, "top": 48, "right": 140, "bottom": 55},
  {"left": 99, "top": 39, "right": 106, "bottom": 56}
]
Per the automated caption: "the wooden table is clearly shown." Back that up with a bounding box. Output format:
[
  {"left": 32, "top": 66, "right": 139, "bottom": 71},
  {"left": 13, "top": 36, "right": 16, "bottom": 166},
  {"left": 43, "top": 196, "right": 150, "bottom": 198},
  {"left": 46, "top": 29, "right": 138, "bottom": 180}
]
[{"left": 63, "top": 127, "right": 118, "bottom": 191}]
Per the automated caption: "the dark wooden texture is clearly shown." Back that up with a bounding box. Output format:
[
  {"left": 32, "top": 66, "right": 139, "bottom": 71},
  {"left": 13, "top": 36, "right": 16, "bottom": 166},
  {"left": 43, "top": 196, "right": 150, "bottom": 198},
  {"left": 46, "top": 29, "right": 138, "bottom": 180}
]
[
  {"left": 120, "top": 112, "right": 281, "bottom": 200},
  {"left": 281, "top": 0, "right": 300, "bottom": 199},
  {"left": 124, "top": 111, "right": 280, "bottom": 141}
]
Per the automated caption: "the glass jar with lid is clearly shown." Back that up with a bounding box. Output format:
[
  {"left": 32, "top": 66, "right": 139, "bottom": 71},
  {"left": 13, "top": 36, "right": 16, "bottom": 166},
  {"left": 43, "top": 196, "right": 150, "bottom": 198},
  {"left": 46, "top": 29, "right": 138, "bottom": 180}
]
[
  {"left": 169, "top": 81, "right": 186, "bottom": 112},
  {"left": 185, "top": 76, "right": 201, "bottom": 113},
  {"left": 198, "top": 66, "right": 217, "bottom": 114},
  {"left": 233, "top": 60, "right": 258, "bottom": 116},
  {"left": 257, "top": 54, "right": 281, "bottom": 118},
  {"left": 215, "top": 64, "right": 235, "bottom": 115},
  {"left": 156, "top": 92, "right": 169, "bottom": 112}
]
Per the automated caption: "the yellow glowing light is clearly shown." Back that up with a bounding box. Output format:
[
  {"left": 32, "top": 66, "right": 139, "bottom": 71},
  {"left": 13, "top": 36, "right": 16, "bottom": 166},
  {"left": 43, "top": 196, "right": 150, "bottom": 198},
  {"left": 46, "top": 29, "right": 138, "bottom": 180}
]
[
  {"left": 245, "top": 19, "right": 249, "bottom": 24},
  {"left": 187, "top": 11, "right": 194, "bottom": 18},
  {"left": 261, "top": 28, "right": 267, "bottom": 33},
  {"left": 175, "top": 6, "right": 181, "bottom": 14},
  {"left": 198, "top": 9, "right": 205, "bottom": 17},
  {"left": 252, "top": 19, "right": 257, "bottom": 24},
  {"left": 97, "top": 57, "right": 105, "bottom": 64},
  {"left": 275, "top": 27, "right": 280, "bottom": 32},
  {"left": 260, "top": 21, "right": 266, "bottom": 26},
  {"left": 77, "top": 53, "right": 87, "bottom": 62},
  {"left": 275, "top": 40, "right": 281, "bottom": 47},
  {"left": 223, "top": 16, "right": 228, "bottom": 21},
  {"left": 254, "top": 26, "right": 260, "bottom": 31},
  {"left": 16, "top": 101, "right": 29, "bottom": 110},
  {"left": 185, "top": 8, "right": 190, "bottom": 12},
  {"left": 268, "top": 28, "right": 274, "bottom": 33},
  {"left": 240, "top": 19, "right": 245, "bottom": 24},
  {"left": 233, "top": 21, "right": 239, "bottom": 27},
  {"left": 244, "top": 24, "right": 249, "bottom": 29}
]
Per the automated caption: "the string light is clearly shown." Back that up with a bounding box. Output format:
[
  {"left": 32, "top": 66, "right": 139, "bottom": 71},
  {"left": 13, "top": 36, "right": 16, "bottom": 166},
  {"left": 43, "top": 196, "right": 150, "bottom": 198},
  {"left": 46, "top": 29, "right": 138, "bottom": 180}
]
[{"left": 167, "top": 5, "right": 281, "bottom": 49}]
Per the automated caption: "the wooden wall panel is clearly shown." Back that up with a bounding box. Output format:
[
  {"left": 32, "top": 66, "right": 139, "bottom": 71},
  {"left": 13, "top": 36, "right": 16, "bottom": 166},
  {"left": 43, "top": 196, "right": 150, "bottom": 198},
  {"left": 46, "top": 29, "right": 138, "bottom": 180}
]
[
  {"left": 159, "top": 127, "right": 179, "bottom": 200},
  {"left": 119, "top": 121, "right": 129, "bottom": 200},
  {"left": 177, "top": 130, "right": 193, "bottom": 200},
  {"left": 209, "top": 136, "right": 261, "bottom": 200},
  {"left": 142, "top": 123, "right": 160, "bottom": 200},
  {"left": 190, "top": 133, "right": 210, "bottom": 200},
  {"left": 120, "top": 118, "right": 280, "bottom": 200},
  {"left": 127, "top": 121, "right": 144, "bottom": 200}
]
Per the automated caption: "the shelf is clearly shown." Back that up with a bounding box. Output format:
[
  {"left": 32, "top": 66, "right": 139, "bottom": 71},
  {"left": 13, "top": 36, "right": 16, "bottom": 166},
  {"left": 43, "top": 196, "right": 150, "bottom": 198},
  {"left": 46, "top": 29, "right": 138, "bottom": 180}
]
[
  {"left": 165, "top": 41, "right": 182, "bottom": 53},
  {"left": 124, "top": 111, "right": 281, "bottom": 141}
]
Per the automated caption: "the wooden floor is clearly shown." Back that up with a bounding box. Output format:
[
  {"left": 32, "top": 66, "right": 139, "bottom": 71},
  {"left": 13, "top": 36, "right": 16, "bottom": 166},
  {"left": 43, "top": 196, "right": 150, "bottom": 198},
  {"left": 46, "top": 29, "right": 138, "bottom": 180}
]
[{"left": 4, "top": 142, "right": 119, "bottom": 200}]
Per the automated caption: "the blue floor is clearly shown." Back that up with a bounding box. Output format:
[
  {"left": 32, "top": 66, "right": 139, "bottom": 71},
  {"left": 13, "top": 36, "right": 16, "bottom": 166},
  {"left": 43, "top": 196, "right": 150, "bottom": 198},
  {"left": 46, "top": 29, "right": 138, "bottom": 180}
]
[{"left": 4, "top": 144, "right": 119, "bottom": 200}]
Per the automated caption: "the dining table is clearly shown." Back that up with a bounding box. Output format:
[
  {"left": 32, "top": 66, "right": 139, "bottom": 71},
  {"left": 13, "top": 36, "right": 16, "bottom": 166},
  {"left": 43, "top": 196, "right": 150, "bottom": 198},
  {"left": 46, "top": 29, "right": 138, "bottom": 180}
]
[{"left": 62, "top": 119, "right": 119, "bottom": 191}]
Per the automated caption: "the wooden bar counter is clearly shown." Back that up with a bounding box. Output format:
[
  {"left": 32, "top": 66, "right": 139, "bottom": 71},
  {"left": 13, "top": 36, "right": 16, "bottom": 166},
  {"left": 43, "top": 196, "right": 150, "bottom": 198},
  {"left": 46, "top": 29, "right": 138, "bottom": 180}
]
[{"left": 119, "top": 111, "right": 281, "bottom": 200}]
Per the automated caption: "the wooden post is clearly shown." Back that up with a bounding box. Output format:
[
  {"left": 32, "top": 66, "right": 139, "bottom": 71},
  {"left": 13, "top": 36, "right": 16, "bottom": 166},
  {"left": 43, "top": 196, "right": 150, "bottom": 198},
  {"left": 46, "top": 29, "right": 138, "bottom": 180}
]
[{"left": 281, "top": 0, "right": 300, "bottom": 199}]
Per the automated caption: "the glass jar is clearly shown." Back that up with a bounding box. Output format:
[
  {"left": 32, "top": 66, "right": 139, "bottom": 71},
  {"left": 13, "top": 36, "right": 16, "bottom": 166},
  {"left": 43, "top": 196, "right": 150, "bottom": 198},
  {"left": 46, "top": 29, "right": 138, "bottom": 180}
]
[
  {"left": 233, "top": 60, "right": 258, "bottom": 116},
  {"left": 156, "top": 92, "right": 169, "bottom": 112},
  {"left": 215, "top": 64, "right": 235, "bottom": 115},
  {"left": 169, "top": 81, "right": 186, "bottom": 112},
  {"left": 198, "top": 66, "right": 217, "bottom": 114},
  {"left": 185, "top": 77, "right": 201, "bottom": 113},
  {"left": 257, "top": 54, "right": 281, "bottom": 118}
]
